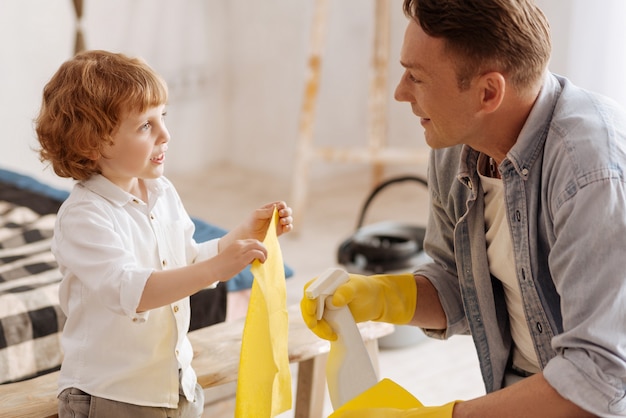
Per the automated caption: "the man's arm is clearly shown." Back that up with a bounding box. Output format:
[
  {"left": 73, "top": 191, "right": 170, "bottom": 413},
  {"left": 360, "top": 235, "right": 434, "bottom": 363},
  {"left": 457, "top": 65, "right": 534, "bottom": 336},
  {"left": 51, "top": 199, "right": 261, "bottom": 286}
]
[
  {"left": 454, "top": 373, "right": 595, "bottom": 418},
  {"left": 409, "top": 275, "right": 448, "bottom": 330},
  {"left": 408, "top": 276, "right": 595, "bottom": 417}
]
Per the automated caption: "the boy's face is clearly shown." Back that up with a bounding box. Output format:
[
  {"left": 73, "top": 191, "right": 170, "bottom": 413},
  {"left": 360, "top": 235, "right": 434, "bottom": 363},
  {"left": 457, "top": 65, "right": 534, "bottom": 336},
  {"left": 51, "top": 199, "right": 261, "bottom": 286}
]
[{"left": 98, "top": 104, "right": 169, "bottom": 192}]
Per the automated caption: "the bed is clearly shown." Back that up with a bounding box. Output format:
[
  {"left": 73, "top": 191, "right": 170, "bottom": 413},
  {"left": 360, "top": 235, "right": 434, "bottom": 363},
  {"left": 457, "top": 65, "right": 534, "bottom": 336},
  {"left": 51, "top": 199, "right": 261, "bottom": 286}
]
[{"left": 0, "top": 167, "right": 292, "bottom": 385}]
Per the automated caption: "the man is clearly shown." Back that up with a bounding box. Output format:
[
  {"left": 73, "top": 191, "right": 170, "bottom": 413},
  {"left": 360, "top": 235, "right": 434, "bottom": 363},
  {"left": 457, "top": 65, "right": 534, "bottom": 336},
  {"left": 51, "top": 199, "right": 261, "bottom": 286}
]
[{"left": 301, "top": 0, "right": 626, "bottom": 416}]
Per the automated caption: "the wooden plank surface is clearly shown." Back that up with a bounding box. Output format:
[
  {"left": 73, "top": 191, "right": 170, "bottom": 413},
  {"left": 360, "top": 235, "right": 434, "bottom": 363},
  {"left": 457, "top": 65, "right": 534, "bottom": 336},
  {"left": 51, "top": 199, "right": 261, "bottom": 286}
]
[{"left": 0, "top": 305, "right": 393, "bottom": 417}]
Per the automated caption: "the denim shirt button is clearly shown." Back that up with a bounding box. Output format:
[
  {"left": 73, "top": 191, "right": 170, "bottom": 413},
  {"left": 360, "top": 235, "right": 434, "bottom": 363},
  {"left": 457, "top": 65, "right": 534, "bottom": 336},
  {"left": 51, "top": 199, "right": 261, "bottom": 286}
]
[{"left": 536, "top": 322, "right": 543, "bottom": 333}]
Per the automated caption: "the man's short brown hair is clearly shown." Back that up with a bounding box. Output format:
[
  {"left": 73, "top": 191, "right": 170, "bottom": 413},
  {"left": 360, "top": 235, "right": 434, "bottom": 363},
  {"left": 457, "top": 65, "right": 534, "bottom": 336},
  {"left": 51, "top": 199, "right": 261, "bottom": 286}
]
[
  {"left": 403, "top": 0, "right": 551, "bottom": 91},
  {"left": 36, "top": 50, "right": 168, "bottom": 181}
]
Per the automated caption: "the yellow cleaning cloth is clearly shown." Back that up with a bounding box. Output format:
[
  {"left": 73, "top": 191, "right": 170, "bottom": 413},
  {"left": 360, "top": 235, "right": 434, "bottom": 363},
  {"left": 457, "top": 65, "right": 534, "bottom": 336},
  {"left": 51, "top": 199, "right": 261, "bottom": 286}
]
[
  {"left": 235, "top": 208, "right": 292, "bottom": 417},
  {"left": 330, "top": 378, "right": 423, "bottom": 416}
]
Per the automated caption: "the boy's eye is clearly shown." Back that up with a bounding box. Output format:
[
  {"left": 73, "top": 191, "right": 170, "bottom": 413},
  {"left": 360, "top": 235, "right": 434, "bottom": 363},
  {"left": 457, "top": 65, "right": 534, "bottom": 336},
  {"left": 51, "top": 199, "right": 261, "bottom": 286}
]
[{"left": 140, "top": 122, "right": 151, "bottom": 131}]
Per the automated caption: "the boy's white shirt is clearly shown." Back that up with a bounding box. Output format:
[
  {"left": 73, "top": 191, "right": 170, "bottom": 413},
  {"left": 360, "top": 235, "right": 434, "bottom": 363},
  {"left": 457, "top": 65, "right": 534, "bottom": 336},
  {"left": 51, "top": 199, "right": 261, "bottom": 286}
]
[{"left": 53, "top": 174, "right": 219, "bottom": 407}]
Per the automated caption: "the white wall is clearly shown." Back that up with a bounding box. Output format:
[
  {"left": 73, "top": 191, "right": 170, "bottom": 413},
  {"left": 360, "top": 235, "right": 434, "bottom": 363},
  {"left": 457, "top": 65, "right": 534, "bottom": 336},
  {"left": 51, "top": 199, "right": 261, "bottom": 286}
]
[
  {"left": 537, "top": 0, "right": 626, "bottom": 106},
  {"left": 1, "top": 0, "right": 624, "bottom": 189},
  {"left": 0, "top": 1, "right": 75, "bottom": 188},
  {"left": 565, "top": 0, "right": 626, "bottom": 106}
]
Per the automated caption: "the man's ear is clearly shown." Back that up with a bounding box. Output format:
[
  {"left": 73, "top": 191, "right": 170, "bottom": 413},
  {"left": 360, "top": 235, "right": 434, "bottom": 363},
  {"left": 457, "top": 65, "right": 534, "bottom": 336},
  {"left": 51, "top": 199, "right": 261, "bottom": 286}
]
[{"left": 478, "top": 72, "right": 505, "bottom": 114}]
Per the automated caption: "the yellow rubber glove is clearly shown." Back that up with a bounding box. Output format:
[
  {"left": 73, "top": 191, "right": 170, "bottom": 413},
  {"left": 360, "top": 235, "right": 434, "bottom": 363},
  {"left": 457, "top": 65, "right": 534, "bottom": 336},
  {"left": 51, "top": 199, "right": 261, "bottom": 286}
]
[
  {"left": 332, "top": 401, "right": 460, "bottom": 418},
  {"left": 301, "top": 273, "right": 417, "bottom": 341}
]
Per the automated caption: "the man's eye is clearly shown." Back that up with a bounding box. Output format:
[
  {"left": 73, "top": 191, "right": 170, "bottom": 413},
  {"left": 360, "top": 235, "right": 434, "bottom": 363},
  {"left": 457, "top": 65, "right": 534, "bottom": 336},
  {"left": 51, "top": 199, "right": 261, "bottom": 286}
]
[{"left": 408, "top": 73, "right": 421, "bottom": 84}]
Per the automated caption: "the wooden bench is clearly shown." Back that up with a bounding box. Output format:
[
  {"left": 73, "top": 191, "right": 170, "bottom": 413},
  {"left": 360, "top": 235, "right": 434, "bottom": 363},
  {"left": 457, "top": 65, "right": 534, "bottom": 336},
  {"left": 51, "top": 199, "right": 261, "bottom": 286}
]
[{"left": 0, "top": 305, "right": 393, "bottom": 418}]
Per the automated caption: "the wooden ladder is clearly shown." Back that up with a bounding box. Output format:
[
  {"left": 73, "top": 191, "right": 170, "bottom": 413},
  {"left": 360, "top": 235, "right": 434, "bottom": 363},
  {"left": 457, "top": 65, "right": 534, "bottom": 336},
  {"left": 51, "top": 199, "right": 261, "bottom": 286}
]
[{"left": 290, "top": 0, "right": 428, "bottom": 223}]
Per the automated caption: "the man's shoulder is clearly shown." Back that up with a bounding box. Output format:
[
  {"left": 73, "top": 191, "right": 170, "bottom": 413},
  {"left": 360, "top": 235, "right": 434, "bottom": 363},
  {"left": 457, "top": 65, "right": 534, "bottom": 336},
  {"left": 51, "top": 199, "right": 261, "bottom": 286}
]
[
  {"left": 543, "top": 77, "right": 626, "bottom": 190},
  {"left": 553, "top": 75, "right": 626, "bottom": 134}
]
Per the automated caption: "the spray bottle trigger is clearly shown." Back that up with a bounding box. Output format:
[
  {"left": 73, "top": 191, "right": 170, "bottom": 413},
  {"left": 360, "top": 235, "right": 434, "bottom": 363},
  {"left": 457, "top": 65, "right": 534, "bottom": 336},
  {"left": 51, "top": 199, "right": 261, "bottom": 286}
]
[
  {"left": 304, "top": 268, "right": 351, "bottom": 322},
  {"left": 316, "top": 298, "right": 325, "bottom": 321}
]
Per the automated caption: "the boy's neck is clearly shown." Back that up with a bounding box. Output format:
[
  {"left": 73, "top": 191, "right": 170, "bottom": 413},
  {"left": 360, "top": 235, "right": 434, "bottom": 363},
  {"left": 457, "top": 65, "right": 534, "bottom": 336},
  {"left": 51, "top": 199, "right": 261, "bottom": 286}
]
[{"left": 129, "top": 178, "right": 148, "bottom": 203}]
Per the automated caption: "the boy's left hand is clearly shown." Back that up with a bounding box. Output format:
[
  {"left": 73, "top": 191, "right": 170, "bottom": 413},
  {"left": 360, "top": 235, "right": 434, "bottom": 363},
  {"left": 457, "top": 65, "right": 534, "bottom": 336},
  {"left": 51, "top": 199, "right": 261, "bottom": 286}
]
[
  {"left": 248, "top": 201, "right": 293, "bottom": 240},
  {"left": 218, "top": 201, "right": 292, "bottom": 255}
]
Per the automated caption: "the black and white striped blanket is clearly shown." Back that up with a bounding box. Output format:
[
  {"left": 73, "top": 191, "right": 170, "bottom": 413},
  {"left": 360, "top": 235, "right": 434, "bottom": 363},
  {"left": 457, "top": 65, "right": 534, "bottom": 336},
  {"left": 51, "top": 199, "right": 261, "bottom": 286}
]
[{"left": 0, "top": 193, "right": 65, "bottom": 384}]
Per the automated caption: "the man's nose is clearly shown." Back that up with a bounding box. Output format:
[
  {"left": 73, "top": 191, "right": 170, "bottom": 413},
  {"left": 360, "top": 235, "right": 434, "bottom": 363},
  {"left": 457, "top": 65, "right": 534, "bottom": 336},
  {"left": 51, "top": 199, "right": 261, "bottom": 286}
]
[{"left": 394, "top": 76, "right": 408, "bottom": 102}]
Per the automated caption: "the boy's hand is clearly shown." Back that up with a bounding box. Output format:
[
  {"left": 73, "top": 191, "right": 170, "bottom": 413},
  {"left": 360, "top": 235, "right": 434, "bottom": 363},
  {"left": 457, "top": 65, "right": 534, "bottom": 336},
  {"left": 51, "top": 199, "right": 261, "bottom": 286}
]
[
  {"left": 246, "top": 201, "right": 293, "bottom": 241},
  {"left": 218, "top": 201, "right": 292, "bottom": 255},
  {"left": 209, "top": 239, "right": 267, "bottom": 282}
]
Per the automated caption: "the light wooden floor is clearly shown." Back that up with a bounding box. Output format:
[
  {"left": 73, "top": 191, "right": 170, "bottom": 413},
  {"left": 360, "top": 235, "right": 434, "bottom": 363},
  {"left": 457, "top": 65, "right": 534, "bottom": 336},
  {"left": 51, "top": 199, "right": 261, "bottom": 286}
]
[{"left": 169, "top": 163, "right": 485, "bottom": 417}]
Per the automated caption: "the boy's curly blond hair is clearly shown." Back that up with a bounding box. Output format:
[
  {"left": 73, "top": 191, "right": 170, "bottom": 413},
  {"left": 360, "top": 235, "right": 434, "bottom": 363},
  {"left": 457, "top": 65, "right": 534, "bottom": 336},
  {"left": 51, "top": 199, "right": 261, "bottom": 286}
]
[{"left": 36, "top": 50, "right": 168, "bottom": 181}]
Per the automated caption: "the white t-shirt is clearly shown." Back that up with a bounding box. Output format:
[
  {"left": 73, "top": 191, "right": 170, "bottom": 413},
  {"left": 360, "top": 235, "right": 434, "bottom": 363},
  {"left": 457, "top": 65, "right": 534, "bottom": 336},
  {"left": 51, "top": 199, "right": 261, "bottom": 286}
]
[
  {"left": 53, "top": 174, "right": 219, "bottom": 407},
  {"left": 480, "top": 171, "right": 541, "bottom": 374}
]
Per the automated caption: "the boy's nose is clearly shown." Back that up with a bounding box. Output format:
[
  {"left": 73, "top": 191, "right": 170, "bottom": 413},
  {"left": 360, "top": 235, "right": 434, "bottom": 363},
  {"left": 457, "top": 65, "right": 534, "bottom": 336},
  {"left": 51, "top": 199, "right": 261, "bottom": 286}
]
[{"left": 159, "top": 126, "right": 171, "bottom": 143}]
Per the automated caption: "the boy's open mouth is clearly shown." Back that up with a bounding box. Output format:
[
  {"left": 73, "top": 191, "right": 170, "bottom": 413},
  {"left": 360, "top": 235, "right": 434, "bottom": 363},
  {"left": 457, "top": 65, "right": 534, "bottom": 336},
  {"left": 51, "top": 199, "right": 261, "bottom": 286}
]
[{"left": 151, "top": 153, "right": 165, "bottom": 163}]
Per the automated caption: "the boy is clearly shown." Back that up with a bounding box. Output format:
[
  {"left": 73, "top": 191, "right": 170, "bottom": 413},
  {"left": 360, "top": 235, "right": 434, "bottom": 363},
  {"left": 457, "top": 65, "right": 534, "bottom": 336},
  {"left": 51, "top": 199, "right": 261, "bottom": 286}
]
[{"left": 36, "top": 50, "right": 293, "bottom": 417}]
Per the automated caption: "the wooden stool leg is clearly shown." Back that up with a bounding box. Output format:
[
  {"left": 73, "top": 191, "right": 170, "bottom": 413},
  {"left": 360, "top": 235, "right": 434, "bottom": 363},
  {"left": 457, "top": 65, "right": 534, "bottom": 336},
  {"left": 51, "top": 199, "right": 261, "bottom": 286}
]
[
  {"left": 291, "top": 0, "right": 330, "bottom": 228},
  {"left": 368, "top": 0, "right": 391, "bottom": 187},
  {"left": 295, "top": 353, "right": 329, "bottom": 418}
]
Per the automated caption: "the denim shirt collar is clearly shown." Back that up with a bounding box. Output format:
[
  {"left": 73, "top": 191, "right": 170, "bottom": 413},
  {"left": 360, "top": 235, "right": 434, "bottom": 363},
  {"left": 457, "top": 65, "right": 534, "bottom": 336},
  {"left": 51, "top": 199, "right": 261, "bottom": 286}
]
[
  {"left": 507, "top": 73, "right": 563, "bottom": 179},
  {"left": 458, "top": 73, "right": 563, "bottom": 181}
]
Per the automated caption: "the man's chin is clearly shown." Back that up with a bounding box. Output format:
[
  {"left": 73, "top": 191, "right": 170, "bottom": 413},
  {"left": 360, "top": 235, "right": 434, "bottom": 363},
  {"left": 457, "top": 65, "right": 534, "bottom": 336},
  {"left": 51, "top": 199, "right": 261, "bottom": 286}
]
[{"left": 424, "top": 134, "right": 442, "bottom": 149}]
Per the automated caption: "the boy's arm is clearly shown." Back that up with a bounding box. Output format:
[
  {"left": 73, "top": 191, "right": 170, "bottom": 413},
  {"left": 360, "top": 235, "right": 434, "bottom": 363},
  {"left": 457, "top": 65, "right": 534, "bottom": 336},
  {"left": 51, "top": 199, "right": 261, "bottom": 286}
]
[{"left": 137, "top": 238, "right": 266, "bottom": 312}]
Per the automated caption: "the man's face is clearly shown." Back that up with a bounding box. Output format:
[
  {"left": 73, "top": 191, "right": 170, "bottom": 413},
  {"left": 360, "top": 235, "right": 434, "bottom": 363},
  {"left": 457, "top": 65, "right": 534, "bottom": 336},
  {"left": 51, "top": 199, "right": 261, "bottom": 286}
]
[{"left": 394, "top": 20, "right": 480, "bottom": 149}]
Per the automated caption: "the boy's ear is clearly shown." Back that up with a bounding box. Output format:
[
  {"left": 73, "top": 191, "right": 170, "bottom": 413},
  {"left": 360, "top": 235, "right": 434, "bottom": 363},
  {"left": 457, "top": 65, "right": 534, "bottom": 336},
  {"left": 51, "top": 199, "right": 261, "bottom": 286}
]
[
  {"left": 478, "top": 72, "right": 505, "bottom": 114},
  {"left": 85, "top": 150, "right": 100, "bottom": 161}
]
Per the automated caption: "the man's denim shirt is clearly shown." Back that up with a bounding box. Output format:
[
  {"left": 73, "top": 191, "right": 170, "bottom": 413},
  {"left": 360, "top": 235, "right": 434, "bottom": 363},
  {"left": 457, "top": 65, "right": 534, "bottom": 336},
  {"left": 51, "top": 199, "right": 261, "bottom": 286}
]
[{"left": 415, "top": 73, "right": 626, "bottom": 416}]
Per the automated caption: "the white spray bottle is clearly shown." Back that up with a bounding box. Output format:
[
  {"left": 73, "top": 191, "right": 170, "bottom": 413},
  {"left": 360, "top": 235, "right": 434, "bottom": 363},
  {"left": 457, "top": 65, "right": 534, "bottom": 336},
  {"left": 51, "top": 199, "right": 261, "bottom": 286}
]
[{"left": 305, "top": 267, "right": 379, "bottom": 409}]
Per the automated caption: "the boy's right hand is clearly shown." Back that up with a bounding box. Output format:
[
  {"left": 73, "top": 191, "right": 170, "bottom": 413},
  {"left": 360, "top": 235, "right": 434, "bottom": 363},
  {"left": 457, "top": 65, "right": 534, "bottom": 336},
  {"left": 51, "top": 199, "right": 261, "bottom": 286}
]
[{"left": 209, "top": 238, "right": 267, "bottom": 282}]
